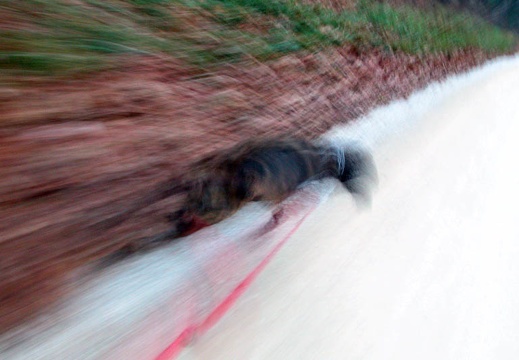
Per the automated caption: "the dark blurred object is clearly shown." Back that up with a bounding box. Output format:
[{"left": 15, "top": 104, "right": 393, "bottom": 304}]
[{"left": 163, "top": 137, "right": 377, "bottom": 242}]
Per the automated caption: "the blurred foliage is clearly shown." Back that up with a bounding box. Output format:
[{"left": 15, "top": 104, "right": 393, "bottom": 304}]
[
  {"left": 431, "top": 0, "right": 518, "bottom": 33},
  {"left": 0, "top": 0, "right": 516, "bottom": 77},
  {"left": 359, "top": 0, "right": 517, "bottom": 53}
]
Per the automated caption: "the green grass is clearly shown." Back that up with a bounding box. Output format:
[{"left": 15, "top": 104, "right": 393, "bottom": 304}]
[
  {"left": 359, "top": 1, "right": 517, "bottom": 54},
  {"left": 0, "top": 0, "right": 516, "bottom": 77}
]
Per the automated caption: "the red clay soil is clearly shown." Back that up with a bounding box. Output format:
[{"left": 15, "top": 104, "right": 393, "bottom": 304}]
[{"left": 0, "top": 46, "right": 494, "bottom": 335}]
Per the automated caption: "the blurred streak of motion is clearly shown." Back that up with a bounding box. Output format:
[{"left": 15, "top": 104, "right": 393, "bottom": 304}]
[
  {"left": 0, "top": 0, "right": 517, "bottom": 359},
  {"left": 146, "top": 137, "right": 377, "bottom": 247}
]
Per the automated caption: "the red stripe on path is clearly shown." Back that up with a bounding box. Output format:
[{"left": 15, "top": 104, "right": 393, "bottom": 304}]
[{"left": 156, "top": 207, "right": 315, "bottom": 360}]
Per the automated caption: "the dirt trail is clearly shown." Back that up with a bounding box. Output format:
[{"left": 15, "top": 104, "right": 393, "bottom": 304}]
[{"left": 177, "top": 55, "right": 519, "bottom": 360}]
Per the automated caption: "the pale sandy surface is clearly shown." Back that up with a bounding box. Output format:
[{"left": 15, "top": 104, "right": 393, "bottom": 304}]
[{"left": 178, "top": 56, "right": 519, "bottom": 360}]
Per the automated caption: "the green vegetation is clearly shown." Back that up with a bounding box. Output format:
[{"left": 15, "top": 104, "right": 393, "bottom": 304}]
[
  {"left": 0, "top": 0, "right": 516, "bottom": 76},
  {"left": 359, "top": 1, "right": 517, "bottom": 54}
]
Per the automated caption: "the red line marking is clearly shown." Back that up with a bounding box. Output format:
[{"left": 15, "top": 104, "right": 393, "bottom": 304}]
[
  {"left": 156, "top": 327, "right": 196, "bottom": 360},
  {"left": 156, "top": 205, "right": 317, "bottom": 360}
]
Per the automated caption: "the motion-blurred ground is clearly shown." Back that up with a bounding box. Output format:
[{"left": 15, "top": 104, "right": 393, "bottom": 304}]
[{"left": 0, "top": 0, "right": 517, "bottom": 336}]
